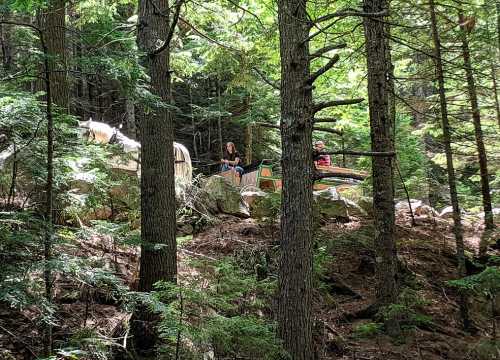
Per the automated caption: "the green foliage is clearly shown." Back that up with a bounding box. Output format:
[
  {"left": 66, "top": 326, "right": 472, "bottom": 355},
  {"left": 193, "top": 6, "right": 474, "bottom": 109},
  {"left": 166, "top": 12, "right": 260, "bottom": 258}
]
[
  {"left": 252, "top": 192, "right": 281, "bottom": 224},
  {"left": 378, "top": 288, "right": 433, "bottom": 331},
  {"left": 149, "top": 257, "right": 282, "bottom": 359},
  {"left": 470, "top": 339, "right": 500, "bottom": 360},
  {"left": 353, "top": 322, "right": 383, "bottom": 338},
  {"left": 448, "top": 267, "right": 500, "bottom": 298}
]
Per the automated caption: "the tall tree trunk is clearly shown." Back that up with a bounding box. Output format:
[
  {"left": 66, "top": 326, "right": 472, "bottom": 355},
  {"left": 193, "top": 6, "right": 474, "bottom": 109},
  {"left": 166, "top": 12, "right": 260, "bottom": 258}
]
[
  {"left": 496, "top": 1, "right": 500, "bottom": 57},
  {"left": 0, "top": 11, "right": 12, "bottom": 72},
  {"left": 39, "top": 28, "right": 55, "bottom": 356},
  {"left": 132, "top": 0, "right": 178, "bottom": 352},
  {"left": 363, "top": 0, "right": 400, "bottom": 335},
  {"left": 189, "top": 85, "right": 198, "bottom": 159},
  {"left": 125, "top": 98, "right": 137, "bottom": 139},
  {"left": 244, "top": 123, "right": 253, "bottom": 165},
  {"left": 458, "top": 12, "right": 494, "bottom": 230},
  {"left": 277, "top": 0, "right": 314, "bottom": 357},
  {"left": 217, "top": 79, "right": 223, "bottom": 159},
  {"left": 39, "top": 0, "right": 69, "bottom": 111},
  {"left": 492, "top": 64, "right": 500, "bottom": 129},
  {"left": 429, "top": 0, "right": 470, "bottom": 330}
]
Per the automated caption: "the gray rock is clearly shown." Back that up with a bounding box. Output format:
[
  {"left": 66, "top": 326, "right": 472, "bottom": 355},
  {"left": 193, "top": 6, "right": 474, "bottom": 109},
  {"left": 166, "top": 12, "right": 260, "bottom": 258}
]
[
  {"left": 357, "top": 196, "right": 374, "bottom": 217},
  {"left": 344, "top": 199, "right": 368, "bottom": 218},
  {"left": 202, "top": 176, "right": 250, "bottom": 218},
  {"left": 313, "top": 187, "right": 349, "bottom": 220},
  {"left": 241, "top": 190, "right": 267, "bottom": 208}
]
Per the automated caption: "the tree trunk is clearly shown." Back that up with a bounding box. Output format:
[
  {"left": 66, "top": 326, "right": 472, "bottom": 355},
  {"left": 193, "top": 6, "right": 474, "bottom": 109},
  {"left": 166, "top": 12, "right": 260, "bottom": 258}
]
[
  {"left": 39, "top": 0, "right": 69, "bottom": 111},
  {"left": 363, "top": 0, "right": 400, "bottom": 335},
  {"left": 40, "top": 28, "right": 55, "bottom": 356},
  {"left": 492, "top": 64, "right": 500, "bottom": 129},
  {"left": 0, "top": 12, "right": 13, "bottom": 72},
  {"left": 496, "top": 1, "right": 500, "bottom": 58},
  {"left": 132, "top": 0, "right": 178, "bottom": 352},
  {"left": 458, "top": 12, "right": 494, "bottom": 230},
  {"left": 125, "top": 97, "right": 137, "bottom": 140},
  {"left": 429, "top": 0, "right": 470, "bottom": 330},
  {"left": 217, "top": 78, "right": 223, "bottom": 159},
  {"left": 244, "top": 123, "right": 253, "bottom": 165},
  {"left": 277, "top": 0, "right": 314, "bottom": 357}
]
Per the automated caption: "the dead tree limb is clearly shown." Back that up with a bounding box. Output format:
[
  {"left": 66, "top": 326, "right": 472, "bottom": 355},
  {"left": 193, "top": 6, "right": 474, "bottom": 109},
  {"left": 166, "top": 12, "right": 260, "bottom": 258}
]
[
  {"left": 310, "top": 44, "right": 346, "bottom": 60},
  {"left": 314, "top": 171, "right": 366, "bottom": 181},
  {"left": 307, "top": 54, "right": 340, "bottom": 84},
  {"left": 255, "top": 122, "right": 342, "bottom": 135},
  {"left": 319, "top": 150, "right": 395, "bottom": 156},
  {"left": 314, "top": 117, "right": 339, "bottom": 123},
  {"left": 314, "top": 9, "right": 389, "bottom": 24},
  {"left": 314, "top": 98, "right": 364, "bottom": 113},
  {"left": 253, "top": 67, "right": 280, "bottom": 90}
]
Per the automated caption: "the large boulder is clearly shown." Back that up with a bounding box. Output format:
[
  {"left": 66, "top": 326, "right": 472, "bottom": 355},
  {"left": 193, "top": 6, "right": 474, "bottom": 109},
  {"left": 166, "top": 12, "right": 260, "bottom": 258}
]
[
  {"left": 241, "top": 189, "right": 267, "bottom": 208},
  {"left": 396, "top": 199, "right": 438, "bottom": 218},
  {"left": 313, "top": 187, "right": 349, "bottom": 220},
  {"left": 439, "top": 206, "right": 455, "bottom": 219},
  {"left": 357, "top": 196, "right": 374, "bottom": 218},
  {"left": 344, "top": 199, "right": 368, "bottom": 218},
  {"left": 202, "top": 176, "right": 250, "bottom": 218}
]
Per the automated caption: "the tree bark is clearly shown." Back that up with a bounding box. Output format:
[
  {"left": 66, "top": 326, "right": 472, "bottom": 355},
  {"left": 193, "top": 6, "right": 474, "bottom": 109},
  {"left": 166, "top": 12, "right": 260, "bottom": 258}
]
[
  {"left": 363, "top": 0, "right": 400, "bottom": 336},
  {"left": 0, "top": 12, "right": 13, "bottom": 72},
  {"left": 132, "top": 0, "right": 178, "bottom": 352},
  {"left": 277, "top": 0, "right": 314, "bottom": 357},
  {"left": 39, "top": 27, "right": 55, "bottom": 356},
  {"left": 458, "top": 12, "right": 494, "bottom": 230},
  {"left": 125, "top": 97, "right": 137, "bottom": 140},
  {"left": 492, "top": 64, "right": 500, "bottom": 129},
  {"left": 496, "top": 1, "right": 500, "bottom": 59},
  {"left": 39, "top": 0, "right": 69, "bottom": 111},
  {"left": 429, "top": 0, "right": 470, "bottom": 330},
  {"left": 244, "top": 123, "right": 253, "bottom": 165}
]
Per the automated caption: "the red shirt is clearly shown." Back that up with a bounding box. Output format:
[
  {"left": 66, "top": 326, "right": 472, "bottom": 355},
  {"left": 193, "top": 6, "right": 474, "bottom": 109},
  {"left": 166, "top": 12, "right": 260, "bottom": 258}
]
[{"left": 316, "top": 154, "right": 331, "bottom": 166}]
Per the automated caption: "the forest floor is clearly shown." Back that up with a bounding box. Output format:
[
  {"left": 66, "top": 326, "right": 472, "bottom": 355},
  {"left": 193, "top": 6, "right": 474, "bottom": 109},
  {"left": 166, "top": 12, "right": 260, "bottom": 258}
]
[{"left": 1, "top": 207, "right": 499, "bottom": 359}]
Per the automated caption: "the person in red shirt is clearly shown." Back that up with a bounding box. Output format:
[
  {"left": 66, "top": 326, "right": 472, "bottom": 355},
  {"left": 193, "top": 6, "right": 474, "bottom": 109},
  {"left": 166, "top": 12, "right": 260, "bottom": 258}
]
[{"left": 313, "top": 140, "right": 331, "bottom": 167}]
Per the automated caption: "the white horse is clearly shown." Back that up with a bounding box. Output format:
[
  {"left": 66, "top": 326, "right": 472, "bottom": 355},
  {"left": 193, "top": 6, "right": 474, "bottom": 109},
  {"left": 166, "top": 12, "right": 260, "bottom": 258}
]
[{"left": 78, "top": 118, "right": 192, "bottom": 187}]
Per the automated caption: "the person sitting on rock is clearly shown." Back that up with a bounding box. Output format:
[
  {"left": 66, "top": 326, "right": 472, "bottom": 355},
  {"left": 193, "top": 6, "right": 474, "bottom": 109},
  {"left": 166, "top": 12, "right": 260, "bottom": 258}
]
[
  {"left": 221, "top": 142, "right": 244, "bottom": 176},
  {"left": 313, "top": 140, "right": 331, "bottom": 167}
]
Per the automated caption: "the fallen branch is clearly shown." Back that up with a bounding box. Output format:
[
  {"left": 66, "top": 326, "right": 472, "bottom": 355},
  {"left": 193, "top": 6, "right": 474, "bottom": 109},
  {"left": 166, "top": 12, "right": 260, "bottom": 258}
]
[{"left": 179, "top": 248, "right": 217, "bottom": 261}]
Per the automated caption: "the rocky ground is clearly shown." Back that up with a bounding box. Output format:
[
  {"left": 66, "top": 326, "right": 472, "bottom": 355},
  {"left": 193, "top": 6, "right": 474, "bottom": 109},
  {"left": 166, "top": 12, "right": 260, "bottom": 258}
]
[{"left": 0, "top": 187, "right": 499, "bottom": 359}]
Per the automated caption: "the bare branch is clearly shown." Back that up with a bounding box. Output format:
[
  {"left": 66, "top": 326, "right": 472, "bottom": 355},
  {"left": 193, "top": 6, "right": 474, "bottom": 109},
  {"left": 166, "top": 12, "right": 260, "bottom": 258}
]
[
  {"left": 150, "top": 0, "right": 185, "bottom": 56},
  {"left": 320, "top": 150, "right": 395, "bottom": 157},
  {"left": 307, "top": 54, "right": 340, "bottom": 84},
  {"left": 310, "top": 43, "right": 346, "bottom": 60},
  {"left": 312, "top": 126, "right": 342, "bottom": 135},
  {"left": 253, "top": 67, "right": 280, "bottom": 90},
  {"left": 255, "top": 122, "right": 342, "bottom": 135},
  {"left": 0, "top": 20, "right": 41, "bottom": 34},
  {"left": 314, "top": 9, "right": 388, "bottom": 24},
  {"left": 314, "top": 98, "right": 364, "bottom": 113},
  {"left": 314, "top": 172, "right": 366, "bottom": 181},
  {"left": 225, "top": 0, "right": 264, "bottom": 27},
  {"left": 314, "top": 117, "right": 339, "bottom": 123}
]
